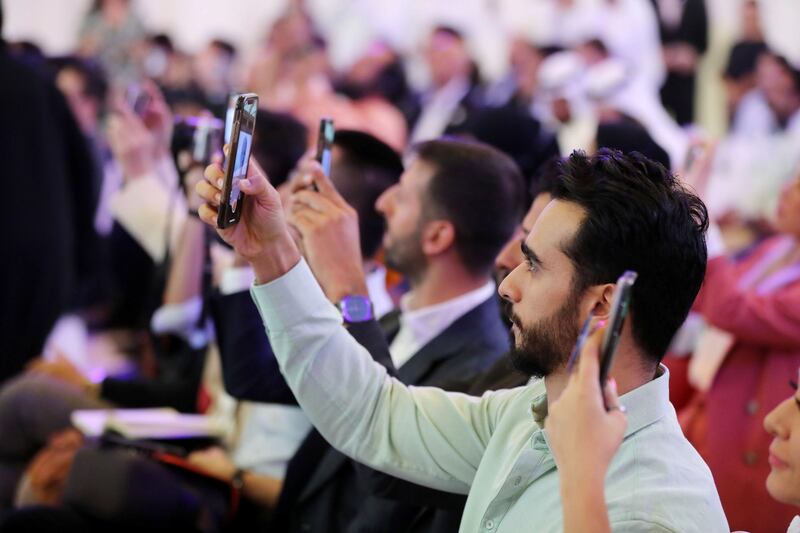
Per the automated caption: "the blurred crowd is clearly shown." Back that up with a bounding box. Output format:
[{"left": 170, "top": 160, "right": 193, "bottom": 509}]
[{"left": 0, "top": 0, "right": 799, "bottom": 532}]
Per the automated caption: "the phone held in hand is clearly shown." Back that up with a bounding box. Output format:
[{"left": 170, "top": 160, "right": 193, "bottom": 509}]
[
  {"left": 217, "top": 93, "right": 258, "bottom": 229},
  {"left": 313, "top": 118, "right": 335, "bottom": 190},
  {"left": 126, "top": 83, "right": 151, "bottom": 117},
  {"left": 598, "top": 271, "right": 638, "bottom": 406}
]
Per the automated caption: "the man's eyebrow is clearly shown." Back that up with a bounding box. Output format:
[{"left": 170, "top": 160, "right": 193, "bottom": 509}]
[{"left": 520, "top": 241, "right": 544, "bottom": 268}]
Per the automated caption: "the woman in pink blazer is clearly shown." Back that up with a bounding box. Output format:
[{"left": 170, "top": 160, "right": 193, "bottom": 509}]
[{"left": 682, "top": 173, "right": 800, "bottom": 532}]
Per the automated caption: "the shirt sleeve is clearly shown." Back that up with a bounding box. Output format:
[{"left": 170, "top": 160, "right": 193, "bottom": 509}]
[
  {"left": 150, "top": 296, "right": 210, "bottom": 348},
  {"left": 250, "top": 259, "right": 516, "bottom": 494}
]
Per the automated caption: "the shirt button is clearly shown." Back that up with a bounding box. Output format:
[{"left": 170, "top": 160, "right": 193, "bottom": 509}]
[
  {"left": 744, "top": 451, "right": 758, "bottom": 465},
  {"left": 513, "top": 476, "right": 522, "bottom": 486},
  {"left": 746, "top": 400, "right": 759, "bottom": 415},
  {"left": 485, "top": 519, "right": 495, "bottom": 530}
]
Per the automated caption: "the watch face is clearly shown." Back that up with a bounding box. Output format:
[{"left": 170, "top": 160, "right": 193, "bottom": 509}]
[{"left": 341, "top": 296, "right": 373, "bottom": 323}]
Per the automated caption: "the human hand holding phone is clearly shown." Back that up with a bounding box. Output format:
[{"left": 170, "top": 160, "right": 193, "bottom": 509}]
[
  {"left": 196, "top": 154, "right": 301, "bottom": 283},
  {"left": 107, "top": 99, "right": 156, "bottom": 180},
  {"left": 546, "top": 323, "right": 627, "bottom": 533},
  {"left": 287, "top": 159, "right": 368, "bottom": 302}
]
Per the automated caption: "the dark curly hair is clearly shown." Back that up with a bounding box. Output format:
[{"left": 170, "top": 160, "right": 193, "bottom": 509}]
[{"left": 553, "top": 148, "right": 708, "bottom": 364}]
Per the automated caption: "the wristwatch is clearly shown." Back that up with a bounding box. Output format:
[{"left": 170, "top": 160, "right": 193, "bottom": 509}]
[
  {"left": 231, "top": 468, "right": 246, "bottom": 491},
  {"left": 337, "top": 295, "right": 374, "bottom": 324}
]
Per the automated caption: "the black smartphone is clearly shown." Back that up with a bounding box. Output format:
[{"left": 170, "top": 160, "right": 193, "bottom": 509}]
[
  {"left": 314, "top": 118, "right": 335, "bottom": 189},
  {"left": 598, "top": 271, "right": 638, "bottom": 399},
  {"left": 217, "top": 93, "right": 258, "bottom": 229}
]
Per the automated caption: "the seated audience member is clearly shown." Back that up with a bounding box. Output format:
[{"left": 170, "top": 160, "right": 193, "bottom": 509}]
[
  {"left": 195, "top": 147, "right": 728, "bottom": 530},
  {"left": 192, "top": 39, "right": 238, "bottom": 117},
  {"left": 50, "top": 56, "right": 115, "bottom": 312},
  {"left": 732, "top": 51, "right": 800, "bottom": 138},
  {"left": 0, "top": 6, "right": 99, "bottom": 385},
  {"left": 409, "top": 26, "right": 485, "bottom": 144},
  {"left": 202, "top": 153, "right": 556, "bottom": 532},
  {"left": 700, "top": 52, "right": 800, "bottom": 251},
  {"left": 463, "top": 106, "right": 560, "bottom": 204},
  {"left": 595, "top": 120, "right": 671, "bottom": 170},
  {"left": 217, "top": 138, "right": 521, "bottom": 532},
  {"left": 252, "top": 32, "right": 406, "bottom": 153},
  {"left": 0, "top": 109, "right": 310, "bottom": 516},
  {"left": 213, "top": 130, "right": 403, "bottom": 404},
  {"left": 723, "top": 41, "right": 769, "bottom": 127},
  {"left": 76, "top": 0, "right": 145, "bottom": 84},
  {"left": 652, "top": 0, "right": 708, "bottom": 125},
  {"left": 763, "top": 370, "right": 800, "bottom": 532},
  {"left": 485, "top": 36, "right": 548, "bottom": 112},
  {"left": 680, "top": 171, "right": 800, "bottom": 532},
  {"left": 334, "top": 41, "right": 420, "bottom": 133},
  {"left": 535, "top": 51, "right": 598, "bottom": 157}
]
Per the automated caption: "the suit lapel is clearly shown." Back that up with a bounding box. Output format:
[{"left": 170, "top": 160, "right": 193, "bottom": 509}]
[{"left": 397, "top": 296, "right": 501, "bottom": 385}]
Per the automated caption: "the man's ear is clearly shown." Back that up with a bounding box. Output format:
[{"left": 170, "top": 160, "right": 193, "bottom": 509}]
[
  {"left": 421, "top": 220, "right": 456, "bottom": 257},
  {"left": 585, "top": 283, "right": 616, "bottom": 320}
]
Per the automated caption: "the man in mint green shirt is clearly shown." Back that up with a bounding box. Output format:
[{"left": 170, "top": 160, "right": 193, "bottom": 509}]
[{"left": 195, "top": 142, "right": 729, "bottom": 531}]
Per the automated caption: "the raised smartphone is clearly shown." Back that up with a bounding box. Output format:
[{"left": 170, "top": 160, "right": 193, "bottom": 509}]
[
  {"left": 217, "top": 93, "right": 258, "bottom": 229},
  {"left": 126, "top": 83, "right": 151, "bottom": 117},
  {"left": 598, "top": 271, "right": 638, "bottom": 399},
  {"left": 315, "top": 117, "right": 335, "bottom": 177}
]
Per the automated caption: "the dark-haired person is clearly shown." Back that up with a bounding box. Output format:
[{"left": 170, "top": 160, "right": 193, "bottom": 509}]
[
  {"left": 51, "top": 56, "right": 115, "bottom": 311},
  {"left": 335, "top": 41, "right": 421, "bottom": 131},
  {"left": 651, "top": 0, "right": 709, "bottom": 125},
  {"left": 234, "top": 138, "right": 520, "bottom": 532},
  {"left": 210, "top": 129, "right": 404, "bottom": 405},
  {"left": 193, "top": 39, "right": 237, "bottom": 117},
  {"left": 0, "top": 7, "right": 98, "bottom": 386},
  {"left": 732, "top": 51, "right": 800, "bottom": 138},
  {"left": 410, "top": 26, "right": 484, "bottom": 144},
  {"left": 195, "top": 145, "right": 728, "bottom": 530}
]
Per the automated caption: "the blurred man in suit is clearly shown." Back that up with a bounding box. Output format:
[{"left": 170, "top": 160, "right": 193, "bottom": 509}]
[{"left": 0, "top": 5, "right": 98, "bottom": 385}]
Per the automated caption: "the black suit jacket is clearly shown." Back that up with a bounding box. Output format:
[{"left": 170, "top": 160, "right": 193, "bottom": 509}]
[
  {"left": 411, "top": 82, "right": 486, "bottom": 142},
  {"left": 210, "top": 289, "right": 513, "bottom": 532},
  {"left": 0, "top": 47, "right": 98, "bottom": 384},
  {"left": 276, "top": 296, "right": 509, "bottom": 533}
]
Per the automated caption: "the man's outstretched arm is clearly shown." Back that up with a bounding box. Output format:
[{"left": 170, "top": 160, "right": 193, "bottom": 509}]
[{"left": 195, "top": 155, "right": 513, "bottom": 493}]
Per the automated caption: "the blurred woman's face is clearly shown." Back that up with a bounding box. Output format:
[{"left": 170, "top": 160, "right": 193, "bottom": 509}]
[
  {"left": 764, "top": 373, "right": 800, "bottom": 506},
  {"left": 775, "top": 175, "right": 800, "bottom": 236}
]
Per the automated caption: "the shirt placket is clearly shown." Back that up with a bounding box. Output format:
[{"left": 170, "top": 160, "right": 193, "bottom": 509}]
[{"left": 477, "top": 429, "right": 556, "bottom": 531}]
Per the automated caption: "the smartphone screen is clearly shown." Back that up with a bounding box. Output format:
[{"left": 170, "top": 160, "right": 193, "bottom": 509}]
[
  {"left": 315, "top": 118, "right": 335, "bottom": 176},
  {"left": 217, "top": 94, "right": 258, "bottom": 228},
  {"left": 223, "top": 94, "right": 237, "bottom": 144},
  {"left": 598, "top": 271, "right": 638, "bottom": 396}
]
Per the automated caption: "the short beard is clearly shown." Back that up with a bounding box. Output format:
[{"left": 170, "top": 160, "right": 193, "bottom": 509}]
[
  {"left": 384, "top": 225, "right": 426, "bottom": 283},
  {"left": 507, "top": 287, "right": 582, "bottom": 378}
]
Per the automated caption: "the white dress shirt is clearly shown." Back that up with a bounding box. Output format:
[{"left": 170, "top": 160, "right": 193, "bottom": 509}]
[
  {"left": 389, "top": 281, "right": 496, "bottom": 369},
  {"left": 365, "top": 263, "right": 395, "bottom": 320},
  {"left": 410, "top": 76, "right": 471, "bottom": 144}
]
